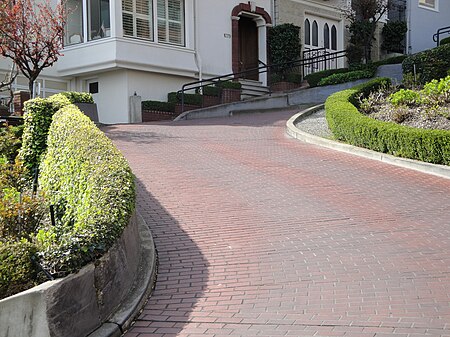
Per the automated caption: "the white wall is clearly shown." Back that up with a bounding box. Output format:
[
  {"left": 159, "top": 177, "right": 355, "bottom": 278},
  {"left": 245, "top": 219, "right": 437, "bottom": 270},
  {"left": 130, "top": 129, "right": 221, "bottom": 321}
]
[{"left": 409, "top": 1, "right": 450, "bottom": 53}]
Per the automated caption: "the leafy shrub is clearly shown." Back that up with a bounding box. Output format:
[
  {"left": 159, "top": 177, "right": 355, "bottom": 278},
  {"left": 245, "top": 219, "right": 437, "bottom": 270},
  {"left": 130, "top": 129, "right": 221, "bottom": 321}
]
[
  {"left": 202, "top": 85, "right": 221, "bottom": 96},
  {"left": 168, "top": 92, "right": 202, "bottom": 106},
  {"left": 38, "top": 105, "right": 135, "bottom": 276},
  {"left": 402, "top": 44, "right": 450, "bottom": 85},
  {"left": 142, "top": 100, "right": 175, "bottom": 112},
  {"left": 268, "top": 23, "right": 301, "bottom": 71},
  {"left": 304, "top": 68, "right": 350, "bottom": 87},
  {"left": 19, "top": 92, "right": 94, "bottom": 174},
  {"left": 372, "top": 55, "right": 407, "bottom": 66},
  {"left": 0, "top": 158, "right": 30, "bottom": 192},
  {"left": 389, "top": 89, "right": 421, "bottom": 106},
  {"left": 440, "top": 36, "right": 450, "bottom": 46},
  {"left": 325, "top": 78, "right": 450, "bottom": 165},
  {"left": 318, "top": 69, "right": 374, "bottom": 86},
  {"left": 381, "top": 21, "right": 407, "bottom": 53},
  {"left": 0, "top": 239, "right": 40, "bottom": 299},
  {"left": 0, "top": 189, "right": 46, "bottom": 241},
  {"left": 58, "top": 91, "right": 94, "bottom": 104},
  {"left": 0, "top": 125, "right": 23, "bottom": 163},
  {"left": 217, "top": 81, "right": 242, "bottom": 90}
]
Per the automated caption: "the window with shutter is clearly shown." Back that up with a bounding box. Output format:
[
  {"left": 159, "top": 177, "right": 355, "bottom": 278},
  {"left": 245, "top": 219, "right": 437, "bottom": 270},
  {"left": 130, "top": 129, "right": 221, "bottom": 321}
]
[
  {"left": 122, "top": 0, "right": 152, "bottom": 40},
  {"left": 157, "top": 0, "right": 184, "bottom": 46},
  {"left": 419, "top": 0, "right": 437, "bottom": 9}
]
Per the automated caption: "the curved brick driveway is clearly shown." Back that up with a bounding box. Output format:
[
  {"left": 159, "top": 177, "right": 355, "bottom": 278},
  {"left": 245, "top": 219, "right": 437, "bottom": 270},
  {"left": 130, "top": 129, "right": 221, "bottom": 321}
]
[{"left": 104, "top": 110, "right": 450, "bottom": 337}]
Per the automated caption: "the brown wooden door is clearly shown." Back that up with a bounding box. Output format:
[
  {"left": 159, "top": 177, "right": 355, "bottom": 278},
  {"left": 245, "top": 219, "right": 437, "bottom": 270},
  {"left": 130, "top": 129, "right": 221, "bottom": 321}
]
[{"left": 239, "top": 16, "right": 259, "bottom": 80}]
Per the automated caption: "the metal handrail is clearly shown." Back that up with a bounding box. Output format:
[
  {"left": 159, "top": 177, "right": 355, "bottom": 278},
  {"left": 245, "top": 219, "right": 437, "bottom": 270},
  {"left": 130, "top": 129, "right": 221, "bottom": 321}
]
[
  {"left": 179, "top": 49, "right": 347, "bottom": 113},
  {"left": 433, "top": 26, "right": 450, "bottom": 46}
]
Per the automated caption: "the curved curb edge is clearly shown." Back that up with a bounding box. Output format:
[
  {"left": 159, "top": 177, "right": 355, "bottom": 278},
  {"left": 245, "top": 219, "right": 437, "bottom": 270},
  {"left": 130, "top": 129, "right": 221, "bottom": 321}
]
[
  {"left": 286, "top": 104, "right": 450, "bottom": 180},
  {"left": 88, "top": 211, "right": 158, "bottom": 337}
]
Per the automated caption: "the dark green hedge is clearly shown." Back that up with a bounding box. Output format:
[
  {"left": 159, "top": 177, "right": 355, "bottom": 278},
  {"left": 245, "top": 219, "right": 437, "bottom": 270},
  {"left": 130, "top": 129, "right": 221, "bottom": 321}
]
[
  {"left": 202, "top": 85, "right": 221, "bottom": 96},
  {"left": 216, "top": 80, "right": 242, "bottom": 90},
  {"left": 142, "top": 100, "right": 175, "bottom": 112},
  {"left": 168, "top": 92, "right": 202, "bottom": 106},
  {"left": 325, "top": 78, "right": 450, "bottom": 165},
  {"left": 304, "top": 68, "right": 349, "bottom": 87},
  {"left": 402, "top": 44, "right": 450, "bottom": 84},
  {"left": 38, "top": 105, "right": 135, "bottom": 276},
  {"left": 440, "top": 36, "right": 450, "bottom": 45},
  {"left": 318, "top": 69, "right": 374, "bottom": 86},
  {"left": 19, "top": 92, "right": 94, "bottom": 174}
]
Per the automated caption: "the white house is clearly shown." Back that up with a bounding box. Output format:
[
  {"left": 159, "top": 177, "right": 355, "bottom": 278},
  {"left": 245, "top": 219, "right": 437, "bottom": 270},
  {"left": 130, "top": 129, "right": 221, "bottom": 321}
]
[
  {"left": 1, "top": 1, "right": 274, "bottom": 124},
  {"left": 405, "top": 0, "right": 450, "bottom": 53}
]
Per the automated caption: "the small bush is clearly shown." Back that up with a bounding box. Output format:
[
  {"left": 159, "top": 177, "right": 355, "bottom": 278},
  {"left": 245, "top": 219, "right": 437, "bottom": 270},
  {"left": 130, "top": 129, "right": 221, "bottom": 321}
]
[
  {"left": 0, "top": 158, "right": 30, "bottom": 192},
  {"left": 440, "top": 36, "right": 450, "bottom": 46},
  {"left": 318, "top": 69, "right": 374, "bottom": 86},
  {"left": 325, "top": 78, "right": 450, "bottom": 165},
  {"left": 58, "top": 92, "right": 94, "bottom": 104},
  {"left": 402, "top": 44, "right": 450, "bottom": 85},
  {"left": 202, "top": 85, "right": 221, "bottom": 96},
  {"left": 304, "top": 68, "right": 349, "bottom": 87},
  {"left": 372, "top": 55, "right": 407, "bottom": 66},
  {"left": 217, "top": 81, "right": 242, "bottom": 90},
  {"left": 0, "top": 125, "right": 23, "bottom": 163},
  {"left": 389, "top": 89, "right": 421, "bottom": 106},
  {"left": 38, "top": 105, "right": 135, "bottom": 276},
  {"left": 0, "top": 239, "right": 40, "bottom": 299},
  {"left": 168, "top": 92, "right": 202, "bottom": 106},
  {"left": 142, "top": 100, "right": 175, "bottom": 112}
]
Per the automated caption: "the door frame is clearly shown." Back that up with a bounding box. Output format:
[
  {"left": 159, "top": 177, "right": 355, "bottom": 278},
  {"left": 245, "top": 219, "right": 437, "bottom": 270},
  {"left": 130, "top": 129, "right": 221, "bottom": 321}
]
[{"left": 231, "top": 3, "right": 272, "bottom": 85}]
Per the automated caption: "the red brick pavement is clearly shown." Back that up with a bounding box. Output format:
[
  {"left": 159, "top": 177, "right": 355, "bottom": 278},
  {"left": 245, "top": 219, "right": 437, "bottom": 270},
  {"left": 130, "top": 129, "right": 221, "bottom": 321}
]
[{"left": 104, "top": 110, "right": 450, "bottom": 337}]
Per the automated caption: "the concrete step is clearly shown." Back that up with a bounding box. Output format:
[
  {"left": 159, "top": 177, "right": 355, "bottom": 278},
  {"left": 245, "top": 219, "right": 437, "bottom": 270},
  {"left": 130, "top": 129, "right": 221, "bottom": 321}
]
[{"left": 239, "top": 79, "right": 270, "bottom": 99}]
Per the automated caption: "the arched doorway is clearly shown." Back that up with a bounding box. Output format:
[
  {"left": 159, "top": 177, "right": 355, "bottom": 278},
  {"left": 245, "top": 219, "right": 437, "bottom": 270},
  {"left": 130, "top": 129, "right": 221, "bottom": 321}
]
[
  {"left": 239, "top": 16, "right": 259, "bottom": 80},
  {"left": 231, "top": 3, "right": 272, "bottom": 84}
]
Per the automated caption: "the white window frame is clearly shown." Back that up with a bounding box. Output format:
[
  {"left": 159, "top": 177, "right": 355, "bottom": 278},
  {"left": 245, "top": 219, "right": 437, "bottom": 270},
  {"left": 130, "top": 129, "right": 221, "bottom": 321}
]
[
  {"left": 122, "top": 0, "right": 153, "bottom": 40},
  {"left": 156, "top": 0, "right": 185, "bottom": 46},
  {"left": 418, "top": 0, "right": 439, "bottom": 11}
]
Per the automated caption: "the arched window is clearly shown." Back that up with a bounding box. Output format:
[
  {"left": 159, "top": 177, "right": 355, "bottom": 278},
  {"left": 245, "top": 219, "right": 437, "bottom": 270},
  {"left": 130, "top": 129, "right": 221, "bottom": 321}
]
[
  {"left": 304, "top": 19, "right": 310, "bottom": 45},
  {"left": 312, "top": 20, "right": 318, "bottom": 46},
  {"left": 324, "top": 23, "right": 330, "bottom": 49},
  {"left": 331, "top": 25, "right": 337, "bottom": 50}
]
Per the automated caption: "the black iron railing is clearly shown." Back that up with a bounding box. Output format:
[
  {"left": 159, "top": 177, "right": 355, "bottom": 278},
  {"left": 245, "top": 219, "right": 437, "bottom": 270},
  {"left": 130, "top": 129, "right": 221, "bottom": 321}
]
[
  {"left": 178, "top": 49, "right": 347, "bottom": 113},
  {"left": 433, "top": 26, "right": 450, "bottom": 46}
]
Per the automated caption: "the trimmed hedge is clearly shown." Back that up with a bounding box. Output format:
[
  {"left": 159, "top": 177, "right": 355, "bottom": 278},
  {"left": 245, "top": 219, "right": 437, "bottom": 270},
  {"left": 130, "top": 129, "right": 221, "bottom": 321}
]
[
  {"left": 168, "top": 92, "right": 202, "bottom": 106},
  {"left": 142, "top": 100, "right": 175, "bottom": 112},
  {"left": 19, "top": 92, "right": 94, "bottom": 174},
  {"left": 440, "top": 36, "right": 450, "bottom": 46},
  {"left": 325, "top": 78, "right": 450, "bottom": 165},
  {"left": 304, "top": 68, "right": 350, "bottom": 87},
  {"left": 38, "top": 105, "right": 135, "bottom": 276},
  {"left": 318, "top": 69, "right": 374, "bottom": 86},
  {"left": 402, "top": 44, "right": 450, "bottom": 84}
]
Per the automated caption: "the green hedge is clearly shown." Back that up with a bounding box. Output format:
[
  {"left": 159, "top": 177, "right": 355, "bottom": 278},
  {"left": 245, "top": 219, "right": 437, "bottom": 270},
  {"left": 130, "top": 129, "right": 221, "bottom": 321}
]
[
  {"left": 304, "top": 68, "right": 349, "bottom": 87},
  {"left": 440, "top": 36, "right": 450, "bottom": 45},
  {"left": 168, "top": 92, "right": 202, "bottom": 106},
  {"left": 216, "top": 80, "right": 242, "bottom": 90},
  {"left": 142, "top": 100, "right": 176, "bottom": 112},
  {"left": 19, "top": 92, "right": 94, "bottom": 174},
  {"left": 325, "top": 78, "right": 450, "bottom": 165},
  {"left": 38, "top": 105, "right": 135, "bottom": 276},
  {"left": 372, "top": 55, "right": 407, "bottom": 66},
  {"left": 402, "top": 44, "right": 450, "bottom": 84},
  {"left": 0, "top": 239, "right": 40, "bottom": 299},
  {"left": 318, "top": 69, "right": 374, "bottom": 86}
]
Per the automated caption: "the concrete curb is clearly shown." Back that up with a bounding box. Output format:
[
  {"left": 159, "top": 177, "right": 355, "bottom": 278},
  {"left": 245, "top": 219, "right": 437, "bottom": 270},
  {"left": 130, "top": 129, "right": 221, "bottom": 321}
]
[
  {"left": 0, "top": 211, "right": 157, "bottom": 337},
  {"left": 286, "top": 104, "right": 450, "bottom": 180},
  {"left": 88, "top": 211, "right": 157, "bottom": 337}
]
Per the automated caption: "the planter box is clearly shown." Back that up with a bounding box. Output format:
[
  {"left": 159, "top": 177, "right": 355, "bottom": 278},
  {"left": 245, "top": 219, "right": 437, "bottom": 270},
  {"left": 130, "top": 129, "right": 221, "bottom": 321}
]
[
  {"left": 221, "top": 88, "right": 241, "bottom": 104},
  {"left": 142, "top": 109, "right": 177, "bottom": 122},
  {"left": 202, "top": 95, "right": 220, "bottom": 107},
  {"left": 270, "top": 81, "right": 302, "bottom": 92},
  {"left": 74, "top": 103, "right": 99, "bottom": 122}
]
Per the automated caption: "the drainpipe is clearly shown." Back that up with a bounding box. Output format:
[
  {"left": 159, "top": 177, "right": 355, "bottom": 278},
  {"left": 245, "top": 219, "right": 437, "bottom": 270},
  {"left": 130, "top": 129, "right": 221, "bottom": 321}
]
[
  {"left": 406, "top": 0, "right": 412, "bottom": 54},
  {"left": 193, "top": 0, "right": 203, "bottom": 88}
]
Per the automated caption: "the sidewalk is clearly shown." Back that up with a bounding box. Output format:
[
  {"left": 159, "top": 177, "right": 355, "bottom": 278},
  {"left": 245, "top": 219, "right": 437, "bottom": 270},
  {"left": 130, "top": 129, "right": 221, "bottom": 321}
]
[{"left": 105, "top": 110, "right": 450, "bottom": 337}]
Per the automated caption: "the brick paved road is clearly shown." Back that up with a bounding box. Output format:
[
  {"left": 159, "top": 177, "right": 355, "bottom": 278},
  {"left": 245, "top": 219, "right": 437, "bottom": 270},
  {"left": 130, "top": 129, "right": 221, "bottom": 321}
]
[{"left": 104, "top": 110, "right": 450, "bottom": 337}]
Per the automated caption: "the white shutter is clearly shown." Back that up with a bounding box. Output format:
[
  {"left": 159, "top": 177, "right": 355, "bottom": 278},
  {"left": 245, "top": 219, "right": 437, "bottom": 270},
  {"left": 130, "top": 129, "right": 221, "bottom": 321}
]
[
  {"left": 122, "top": 0, "right": 152, "bottom": 40},
  {"left": 157, "top": 0, "right": 184, "bottom": 45}
]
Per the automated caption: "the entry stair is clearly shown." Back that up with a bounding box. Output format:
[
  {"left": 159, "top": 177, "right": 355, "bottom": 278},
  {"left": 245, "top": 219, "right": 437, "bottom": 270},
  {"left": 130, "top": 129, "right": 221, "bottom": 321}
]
[{"left": 239, "top": 79, "right": 270, "bottom": 100}]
